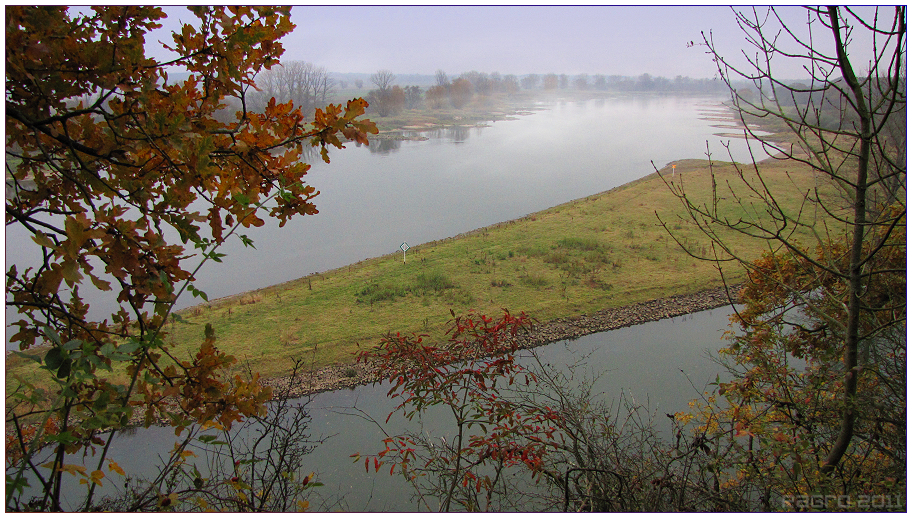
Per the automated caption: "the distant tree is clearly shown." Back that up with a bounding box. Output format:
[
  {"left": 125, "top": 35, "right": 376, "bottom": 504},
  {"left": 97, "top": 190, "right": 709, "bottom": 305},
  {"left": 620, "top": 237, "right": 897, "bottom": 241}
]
[
  {"left": 371, "top": 69, "right": 395, "bottom": 92},
  {"left": 593, "top": 74, "right": 607, "bottom": 90},
  {"left": 461, "top": 71, "right": 492, "bottom": 96},
  {"left": 542, "top": 73, "right": 559, "bottom": 90},
  {"left": 426, "top": 85, "right": 449, "bottom": 109},
  {"left": 404, "top": 85, "right": 422, "bottom": 109},
  {"left": 388, "top": 85, "right": 407, "bottom": 113},
  {"left": 673, "top": 75, "right": 686, "bottom": 91},
  {"left": 573, "top": 74, "right": 589, "bottom": 90},
  {"left": 502, "top": 74, "right": 520, "bottom": 95},
  {"left": 489, "top": 72, "right": 503, "bottom": 92},
  {"left": 435, "top": 69, "right": 450, "bottom": 87},
  {"left": 355, "top": 79, "right": 364, "bottom": 89},
  {"left": 366, "top": 84, "right": 406, "bottom": 117},
  {"left": 637, "top": 73, "right": 654, "bottom": 90},
  {"left": 521, "top": 74, "right": 539, "bottom": 90},
  {"left": 559, "top": 74, "right": 569, "bottom": 89},
  {"left": 475, "top": 75, "right": 493, "bottom": 96},
  {"left": 251, "top": 61, "right": 336, "bottom": 117},
  {"left": 449, "top": 77, "right": 474, "bottom": 108}
]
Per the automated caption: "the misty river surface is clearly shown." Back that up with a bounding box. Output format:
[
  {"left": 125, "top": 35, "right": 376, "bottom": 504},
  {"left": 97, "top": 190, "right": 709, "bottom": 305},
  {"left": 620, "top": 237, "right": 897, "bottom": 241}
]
[
  {"left": 6, "top": 95, "right": 765, "bottom": 324},
  {"left": 8, "top": 94, "right": 761, "bottom": 509},
  {"left": 5, "top": 94, "right": 765, "bottom": 338},
  {"left": 189, "top": 94, "right": 764, "bottom": 304}
]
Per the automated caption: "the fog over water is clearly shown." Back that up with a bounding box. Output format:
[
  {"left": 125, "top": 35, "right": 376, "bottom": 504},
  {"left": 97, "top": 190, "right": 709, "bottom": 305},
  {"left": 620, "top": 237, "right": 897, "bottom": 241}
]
[
  {"left": 147, "top": 5, "right": 878, "bottom": 79},
  {"left": 188, "top": 95, "right": 767, "bottom": 305}
]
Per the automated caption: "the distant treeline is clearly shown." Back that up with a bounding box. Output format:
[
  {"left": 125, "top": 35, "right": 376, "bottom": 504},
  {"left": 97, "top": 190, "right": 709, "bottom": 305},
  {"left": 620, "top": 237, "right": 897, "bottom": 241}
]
[
  {"left": 333, "top": 71, "right": 729, "bottom": 92},
  {"left": 350, "top": 70, "right": 733, "bottom": 116}
]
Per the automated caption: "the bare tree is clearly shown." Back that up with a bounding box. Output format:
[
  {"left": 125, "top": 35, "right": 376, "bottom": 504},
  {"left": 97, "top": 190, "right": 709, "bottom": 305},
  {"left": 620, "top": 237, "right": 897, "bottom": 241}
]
[
  {"left": 660, "top": 5, "right": 905, "bottom": 478},
  {"left": 435, "top": 69, "right": 450, "bottom": 88},
  {"left": 370, "top": 69, "right": 395, "bottom": 92},
  {"left": 251, "top": 61, "right": 336, "bottom": 117}
]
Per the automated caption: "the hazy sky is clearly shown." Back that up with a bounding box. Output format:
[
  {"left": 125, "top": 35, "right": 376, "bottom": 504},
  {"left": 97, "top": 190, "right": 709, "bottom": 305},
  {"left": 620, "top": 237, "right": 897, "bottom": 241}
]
[
  {"left": 284, "top": 5, "right": 741, "bottom": 77},
  {"left": 150, "top": 5, "right": 887, "bottom": 80}
]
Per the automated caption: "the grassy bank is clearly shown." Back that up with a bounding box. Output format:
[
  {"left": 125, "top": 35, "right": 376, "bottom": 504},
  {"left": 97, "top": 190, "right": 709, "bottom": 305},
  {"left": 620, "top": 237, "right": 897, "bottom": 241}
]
[
  {"left": 166, "top": 157, "right": 829, "bottom": 377},
  {"left": 5, "top": 156, "right": 834, "bottom": 395}
]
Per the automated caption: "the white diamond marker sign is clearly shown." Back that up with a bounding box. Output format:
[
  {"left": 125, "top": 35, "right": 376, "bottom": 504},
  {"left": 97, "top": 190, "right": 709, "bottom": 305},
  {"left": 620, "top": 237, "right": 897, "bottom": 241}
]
[{"left": 400, "top": 242, "right": 410, "bottom": 263}]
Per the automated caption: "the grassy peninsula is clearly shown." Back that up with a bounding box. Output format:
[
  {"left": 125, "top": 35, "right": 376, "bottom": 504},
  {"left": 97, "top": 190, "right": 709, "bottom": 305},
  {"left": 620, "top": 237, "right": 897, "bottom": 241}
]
[
  {"left": 5, "top": 154, "right": 832, "bottom": 397},
  {"left": 159, "top": 156, "right": 827, "bottom": 380}
]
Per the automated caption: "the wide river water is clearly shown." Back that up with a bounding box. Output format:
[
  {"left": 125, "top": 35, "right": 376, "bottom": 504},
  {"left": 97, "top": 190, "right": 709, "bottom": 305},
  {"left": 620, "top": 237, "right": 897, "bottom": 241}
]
[
  {"left": 189, "top": 94, "right": 764, "bottom": 302},
  {"left": 5, "top": 93, "right": 764, "bottom": 328},
  {"left": 8, "top": 93, "right": 763, "bottom": 510},
  {"left": 29, "top": 306, "right": 736, "bottom": 511}
]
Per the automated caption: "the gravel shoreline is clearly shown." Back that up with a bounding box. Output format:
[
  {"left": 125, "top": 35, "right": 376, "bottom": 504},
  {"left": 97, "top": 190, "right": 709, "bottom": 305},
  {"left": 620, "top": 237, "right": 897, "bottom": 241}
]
[{"left": 263, "top": 283, "right": 743, "bottom": 400}]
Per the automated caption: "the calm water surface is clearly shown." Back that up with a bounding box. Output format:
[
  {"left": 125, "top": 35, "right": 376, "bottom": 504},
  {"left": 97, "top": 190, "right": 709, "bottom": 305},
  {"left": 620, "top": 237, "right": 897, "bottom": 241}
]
[
  {"left": 6, "top": 94, "right": 760, "bottom": 326},
  {"left": 32, "top": 307, "right": 734, "bottom": 511},
  {"left": 9, "top": 94, "right": 753, "bottom": 510},
  {"left": 190, "top": 95, "right": 762, "bottom": 302}
]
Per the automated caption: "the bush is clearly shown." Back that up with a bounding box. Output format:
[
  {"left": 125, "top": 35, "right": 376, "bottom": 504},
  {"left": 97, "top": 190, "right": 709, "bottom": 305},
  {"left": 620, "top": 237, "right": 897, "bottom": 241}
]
[
  {"left": 557, "top": 236, "right": 604, "bottom": 252},
  {"left": 414, "top": 272, "right": 455, "bottom": 293},
  {"left": 355, "top": 283, "right": 406, "bottom": 304},
  {"left": 355, "top": 272, "right": 457, "bottom": 305}
]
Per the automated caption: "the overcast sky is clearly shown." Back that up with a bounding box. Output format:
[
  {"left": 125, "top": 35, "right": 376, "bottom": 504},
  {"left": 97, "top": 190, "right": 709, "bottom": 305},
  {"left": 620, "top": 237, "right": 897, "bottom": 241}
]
[
  {"left": 151, "top": 5, "right": 888, "bottom": 80},
  {"left": 282, "top": 5, "right": 741, "bottom": 77}
]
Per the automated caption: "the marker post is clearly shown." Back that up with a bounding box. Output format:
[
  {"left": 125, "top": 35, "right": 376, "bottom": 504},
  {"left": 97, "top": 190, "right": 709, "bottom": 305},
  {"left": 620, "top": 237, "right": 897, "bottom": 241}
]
[{"left": 400, "top": 242, "right": 410, "bottom": 264}]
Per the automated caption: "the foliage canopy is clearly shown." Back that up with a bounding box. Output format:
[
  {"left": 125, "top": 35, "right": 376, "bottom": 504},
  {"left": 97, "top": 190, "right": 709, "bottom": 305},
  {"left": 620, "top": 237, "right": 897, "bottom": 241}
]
[{"left": 5, "top": 6, "right": 375, "bottom": 511}]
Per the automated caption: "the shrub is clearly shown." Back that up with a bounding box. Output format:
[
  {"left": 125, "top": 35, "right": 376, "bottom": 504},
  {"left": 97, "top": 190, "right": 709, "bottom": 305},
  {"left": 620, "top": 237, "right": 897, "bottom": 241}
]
[
  {"left": 414, "top": 272, "right": 455, "bottom": 293},
  {"left": 355, "top": 283, "right": 406, "bottom": 304}
]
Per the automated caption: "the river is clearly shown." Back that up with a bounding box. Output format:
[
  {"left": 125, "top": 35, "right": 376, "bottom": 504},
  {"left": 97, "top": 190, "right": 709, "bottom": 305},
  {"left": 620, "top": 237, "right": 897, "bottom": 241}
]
[
  {"left": 8, "top": 93, "right": 759, "bottom": 510},
  {"left": 7, "top": 93, "right": 763, "bottom": 335},
  {"left": 189, "top": 94, "right": 764, "bottom": 302},
  {"left": 22, "top": 306, "right": 735, "bottom": 511}
]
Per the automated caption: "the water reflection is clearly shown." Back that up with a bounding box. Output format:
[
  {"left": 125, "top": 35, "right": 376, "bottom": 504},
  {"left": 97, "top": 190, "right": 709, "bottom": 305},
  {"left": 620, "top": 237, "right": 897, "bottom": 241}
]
[
  {"left": 366, "top": 137, "right": 403, "bottom": 154},
  {"left": 422, "top": 125, "right": 473, "bottom": 143}
]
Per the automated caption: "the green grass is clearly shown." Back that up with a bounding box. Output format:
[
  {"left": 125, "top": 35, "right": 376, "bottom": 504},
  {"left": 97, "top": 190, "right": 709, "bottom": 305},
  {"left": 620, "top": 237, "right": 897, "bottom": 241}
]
[
  {"left": 160, "top": 157, "right": 835, "bottom": 377},
  {"left": 6, "top": 157, "right": 842, "bottom": 396}
]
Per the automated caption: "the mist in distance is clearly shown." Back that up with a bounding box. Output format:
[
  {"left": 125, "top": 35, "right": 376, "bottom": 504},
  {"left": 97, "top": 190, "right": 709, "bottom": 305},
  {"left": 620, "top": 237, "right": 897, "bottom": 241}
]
[{"left": 148, "top": 5, "right": 885, "bottom": 82}]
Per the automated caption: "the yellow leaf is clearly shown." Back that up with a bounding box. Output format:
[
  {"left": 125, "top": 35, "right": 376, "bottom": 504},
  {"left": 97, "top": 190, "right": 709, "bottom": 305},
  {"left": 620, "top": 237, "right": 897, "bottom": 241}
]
[
  {"left": 297, "top": 500, "right": 310, "bottom": 511},
  {"left": 61, "top": 259, "right": 82, "bottom": 286},
  {"left": 58, "top": 464, "right": 87, "bottom": 476},
  {"left": 32, "top": 232, "right": 55, "bottom": 249},
  {"left": 108, "top": 461, "right": 125, "bottom": 477}
]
